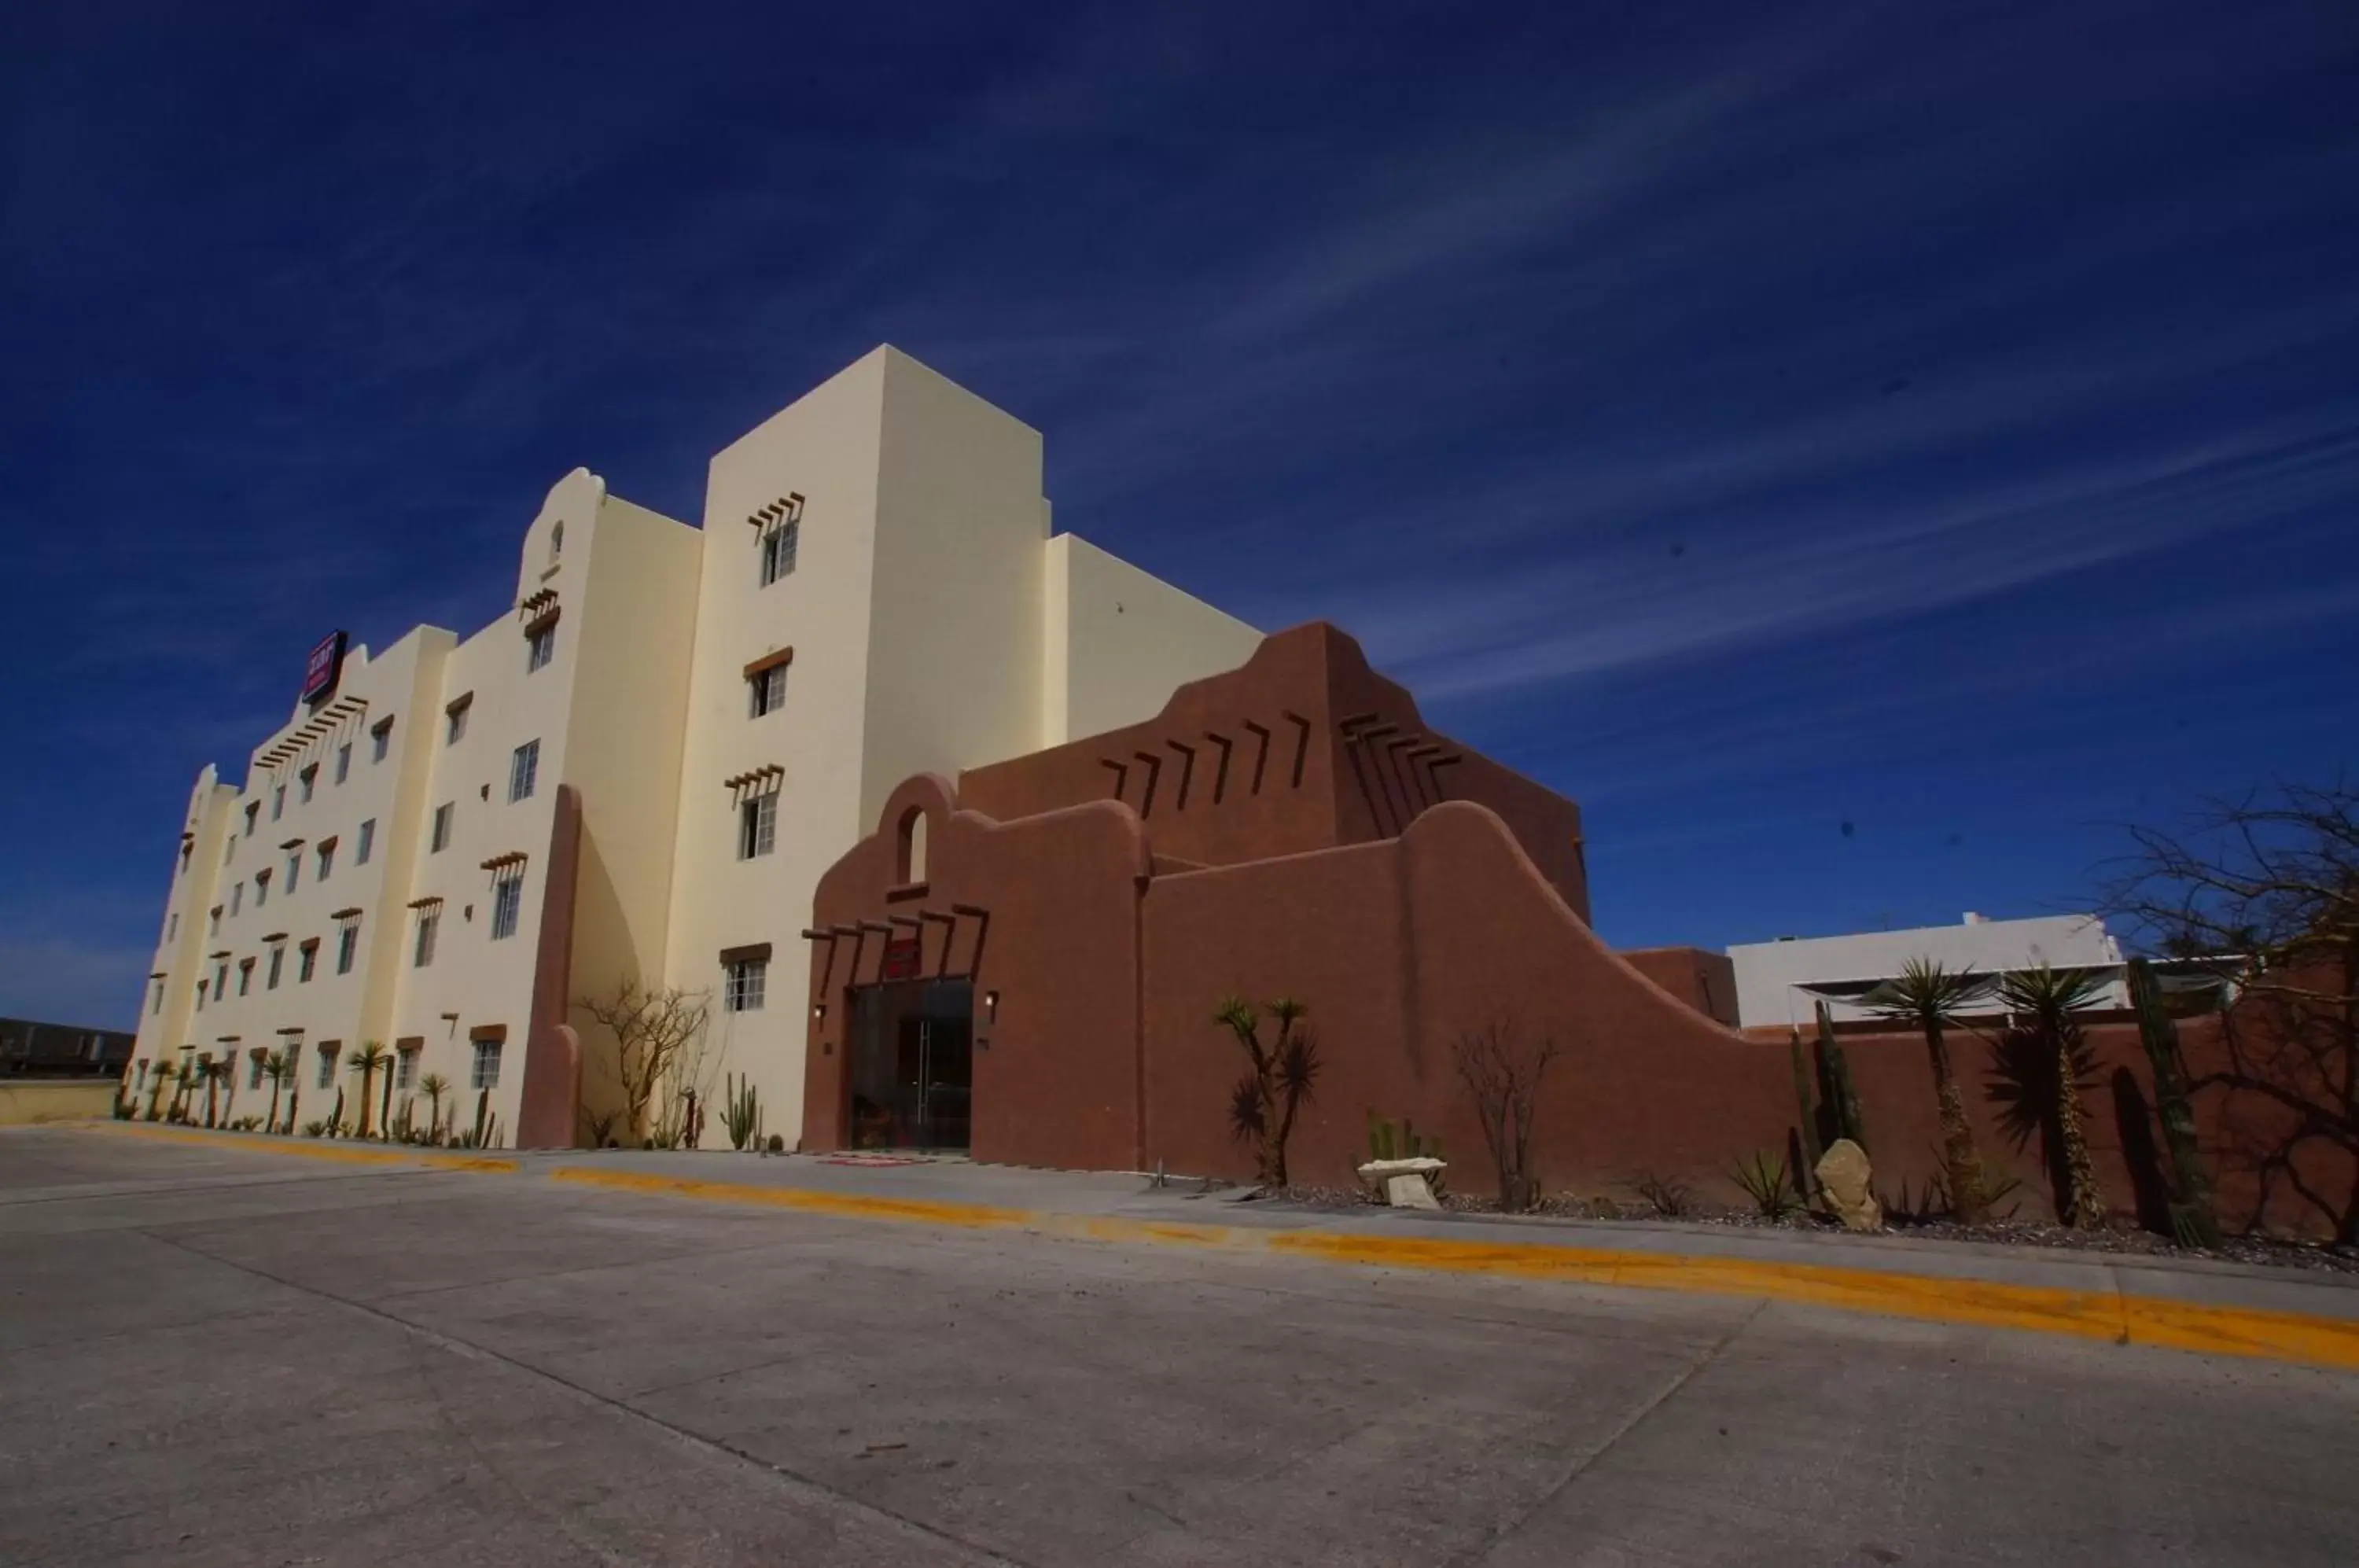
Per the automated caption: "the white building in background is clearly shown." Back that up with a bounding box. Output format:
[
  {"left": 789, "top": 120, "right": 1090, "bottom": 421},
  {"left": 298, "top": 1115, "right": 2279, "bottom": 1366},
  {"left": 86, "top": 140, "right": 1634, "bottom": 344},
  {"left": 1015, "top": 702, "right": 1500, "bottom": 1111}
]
[
  {"left": 1726, "top": 912, "right": 2127, "bottom": 1029},
  {"left": 127, "top": 347, "right": 1260, "bottom": 1145}
]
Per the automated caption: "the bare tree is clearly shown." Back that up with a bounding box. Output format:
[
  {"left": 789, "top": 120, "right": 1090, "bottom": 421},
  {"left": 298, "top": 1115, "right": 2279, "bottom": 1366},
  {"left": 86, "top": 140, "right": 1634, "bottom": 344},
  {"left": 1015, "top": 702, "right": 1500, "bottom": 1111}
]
[
  {"left": 577, "top": 981, "right": 712, "bottom": 1148},
  {"left": 2101, "top": 778, "right": 2359, "bottom": 1241},
  {"left": 1452, "top": 1019, "right": 1559, "bottom": 1212}
]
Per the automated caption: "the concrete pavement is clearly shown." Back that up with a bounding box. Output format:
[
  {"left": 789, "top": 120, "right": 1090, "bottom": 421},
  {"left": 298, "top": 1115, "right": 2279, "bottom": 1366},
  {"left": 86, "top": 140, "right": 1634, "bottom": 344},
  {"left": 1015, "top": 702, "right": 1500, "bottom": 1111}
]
[{"left": 6, "top": 1124, "right": 2357, "bottom": 1564}]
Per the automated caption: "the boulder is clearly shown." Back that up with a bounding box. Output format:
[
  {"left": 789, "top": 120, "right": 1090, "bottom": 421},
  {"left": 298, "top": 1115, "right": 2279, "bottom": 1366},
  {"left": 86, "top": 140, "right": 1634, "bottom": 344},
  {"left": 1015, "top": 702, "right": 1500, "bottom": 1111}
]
[{"left": 1814, "top": 1139, "right": 1882, "bottom": 1231}]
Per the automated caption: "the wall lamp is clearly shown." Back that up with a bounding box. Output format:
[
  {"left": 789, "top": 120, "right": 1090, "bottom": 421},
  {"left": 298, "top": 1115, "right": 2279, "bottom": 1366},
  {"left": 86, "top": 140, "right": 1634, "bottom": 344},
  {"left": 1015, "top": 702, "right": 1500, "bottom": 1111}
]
[
  {"left": 984, "top": 990, "right": 1000, "bottom": 1024},
  {"left": 811, "top": 1001, "right": 826, "bottom": 1024}
]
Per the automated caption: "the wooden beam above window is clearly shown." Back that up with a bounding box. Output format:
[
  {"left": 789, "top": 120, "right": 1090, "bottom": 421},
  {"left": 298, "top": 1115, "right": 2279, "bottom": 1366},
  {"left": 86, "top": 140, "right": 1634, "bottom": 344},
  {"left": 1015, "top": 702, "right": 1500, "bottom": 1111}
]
[{"left": 742, "top": 646, "right": 795, "bottom": 679}]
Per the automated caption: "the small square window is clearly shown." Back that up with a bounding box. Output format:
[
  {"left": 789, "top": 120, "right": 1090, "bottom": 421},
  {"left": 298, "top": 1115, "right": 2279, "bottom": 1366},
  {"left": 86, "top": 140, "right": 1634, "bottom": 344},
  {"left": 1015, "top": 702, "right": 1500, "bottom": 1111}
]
[
  {"left": 356, "top": 819, "right": 375, "bottom": 865},
  {"left": 748, "top": 662, "right": 788, "bottom": 718},
  {"left": 527, "top": 623, "right": 556, "bottom": 673},
  {"left": 725, "top": 959, "right": 767, "bottom": 1013},
  {"left": 371, "top": 718, "right": 393, "bottom": 763},
  {"left": 738, "top": 793, "right": 777, "bottom": 859},
  {"left": 490, "top": 877, "right": 523, "bottom": 941},
  {"left": 471, "top": 1040, "right": 502, "bottom": 1090},
  {"left": 509, "top": 740, "right": 539, "bottom": 804},
  {"left": 431, "top": 803, "right": 453, "bottom": 852},
  {"left": 334, "top": 744, "right": 351, "bottom": 785}
]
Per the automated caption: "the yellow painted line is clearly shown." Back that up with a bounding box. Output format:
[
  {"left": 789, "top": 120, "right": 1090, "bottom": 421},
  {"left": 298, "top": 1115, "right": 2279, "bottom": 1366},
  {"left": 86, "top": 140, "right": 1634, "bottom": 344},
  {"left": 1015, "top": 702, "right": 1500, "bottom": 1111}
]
[
  {"left": 549, "top": 1165, "right": 2359, "bottom": 1374},
  {"left": 550, "top": 1166, "right": 1030, "bottom": 1228},
  {"left": 95, "top": 1121, "right": 517, "bottom": 1173}
]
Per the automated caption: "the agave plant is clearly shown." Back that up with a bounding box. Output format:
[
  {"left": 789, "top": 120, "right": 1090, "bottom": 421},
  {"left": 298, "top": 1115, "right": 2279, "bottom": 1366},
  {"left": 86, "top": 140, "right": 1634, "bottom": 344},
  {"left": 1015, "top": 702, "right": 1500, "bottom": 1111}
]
[
  {"left": 1996, "top": 965, "right": 2108, "bottom": 1228},
  {"left": 1864, "top": 958, "right": 1995, "bottom": 1225},
  {"left": 346, "top": 1042, "right": 392, "bottom": 1139}
]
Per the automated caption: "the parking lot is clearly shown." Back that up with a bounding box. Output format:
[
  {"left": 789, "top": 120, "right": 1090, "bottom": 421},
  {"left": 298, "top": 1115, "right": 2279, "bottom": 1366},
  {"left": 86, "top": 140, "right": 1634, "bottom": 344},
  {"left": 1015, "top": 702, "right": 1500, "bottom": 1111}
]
[{"left": 4, "top": 1126, "right": 2355, "bottom": 1566}]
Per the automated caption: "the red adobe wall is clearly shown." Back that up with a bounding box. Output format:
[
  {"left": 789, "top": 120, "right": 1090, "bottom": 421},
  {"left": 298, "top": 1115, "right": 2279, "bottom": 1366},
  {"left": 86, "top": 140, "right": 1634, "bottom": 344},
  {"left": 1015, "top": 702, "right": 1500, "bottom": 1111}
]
[
  {"left": 959, "top": 623, "right": 1592, "bottom": 921},
  {"left": 1621, "top": 948, "right": 1741, "bottom": 1027}
]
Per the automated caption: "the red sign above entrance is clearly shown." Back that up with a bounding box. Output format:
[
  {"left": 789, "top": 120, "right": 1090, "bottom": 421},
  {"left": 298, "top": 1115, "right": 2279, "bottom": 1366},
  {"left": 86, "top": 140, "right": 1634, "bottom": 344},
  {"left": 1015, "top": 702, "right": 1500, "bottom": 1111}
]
[{"left": 882, "top": 937, "right": 922, "bottom": 981}]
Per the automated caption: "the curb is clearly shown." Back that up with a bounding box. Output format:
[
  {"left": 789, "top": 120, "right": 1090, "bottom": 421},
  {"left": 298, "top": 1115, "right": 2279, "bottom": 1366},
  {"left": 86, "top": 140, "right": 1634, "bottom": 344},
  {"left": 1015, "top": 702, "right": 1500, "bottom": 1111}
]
[{"left": 83, "top": 1127, "right": 2359, "bottom": 1372}]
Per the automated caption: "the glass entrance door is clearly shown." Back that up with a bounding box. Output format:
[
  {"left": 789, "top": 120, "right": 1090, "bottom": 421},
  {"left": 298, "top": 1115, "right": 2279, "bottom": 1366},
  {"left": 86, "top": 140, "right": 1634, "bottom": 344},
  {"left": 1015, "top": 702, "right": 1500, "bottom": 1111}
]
[{"left": 848, "top": 980, "right": 972, "bottom": 1151}]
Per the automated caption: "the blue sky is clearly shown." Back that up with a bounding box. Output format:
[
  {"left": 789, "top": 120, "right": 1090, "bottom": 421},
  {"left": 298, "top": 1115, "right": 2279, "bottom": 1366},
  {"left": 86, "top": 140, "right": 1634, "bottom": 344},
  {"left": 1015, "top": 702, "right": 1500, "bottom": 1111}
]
[{"left": 4, "top": 2, "right": 2356, "bottom": 1029}]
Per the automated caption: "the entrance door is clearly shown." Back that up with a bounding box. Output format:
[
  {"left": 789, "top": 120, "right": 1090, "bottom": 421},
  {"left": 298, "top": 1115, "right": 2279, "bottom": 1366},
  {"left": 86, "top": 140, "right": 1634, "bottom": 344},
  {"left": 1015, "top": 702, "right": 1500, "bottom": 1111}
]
[{"left": 847, "top": 980, "right": 972, "bottom": 1151}]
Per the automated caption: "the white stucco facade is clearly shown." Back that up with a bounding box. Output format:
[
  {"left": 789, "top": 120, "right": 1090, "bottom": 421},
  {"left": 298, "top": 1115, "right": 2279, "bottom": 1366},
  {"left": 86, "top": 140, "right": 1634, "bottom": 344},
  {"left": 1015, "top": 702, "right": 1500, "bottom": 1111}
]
[
  {"left": 1726, "top": 912, "right": 2128, "bottom": 1029},
  {"left": 124, "top": 346, "right": 1259, "bottom": 1146}
]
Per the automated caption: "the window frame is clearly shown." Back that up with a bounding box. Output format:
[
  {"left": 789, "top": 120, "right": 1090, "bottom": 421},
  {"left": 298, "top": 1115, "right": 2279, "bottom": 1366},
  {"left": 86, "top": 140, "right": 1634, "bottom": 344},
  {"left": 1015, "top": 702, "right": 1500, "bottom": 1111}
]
[
  {"left": 471, "top": 1040, "right": 502, "bottom": 1091},
  {"left": 724, "top": 959, "right": 767, "bottom": 1013},
  {"left": 738, "top": 792, "right": 777, "bottom": 860},
  {"left": 489, "top": 876, "right": 523, "bottom": 941},
  {"left": 508, "top": 740, "right": 540, "bottom": 804}
]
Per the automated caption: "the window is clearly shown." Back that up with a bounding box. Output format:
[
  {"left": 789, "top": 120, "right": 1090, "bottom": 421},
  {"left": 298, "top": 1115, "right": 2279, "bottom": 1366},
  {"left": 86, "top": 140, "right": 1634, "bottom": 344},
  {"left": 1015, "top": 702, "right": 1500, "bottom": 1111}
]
[
  {"left": 446, "top": 704, "right": 469, "bottom": 745},
  {"left": 255, "top": 870, "right": 270, "bottom": 908},
  {"left": 271, "top": 785, "right": 285, "bottom": 822},
  {"left": 196, "top": 979, "right": 207, "bottom": 1012},
  {"left": 299, "top": 765, "right": 317, "bottom": 804},
  {"left": 896, "top": 807, "right": 927, "bottom": 883},
  {"left": 285, "top": 852, "right": 300, "bottom": 893},
  {"left": 471, "top": 1039, "right": 502, "bottom": 1090},
  {"left": 267, "top": 946, "right": 285, "bottom": 989},
  {"left": 760, "top": 518, "right": 799, "bottom": 585},
  {"left": 490, "top": 876, "right": 522, "bottom": 941},
  {"left": 748, "top": 662, "right": 788, "bottom": 718},
  {"left": 248, "top": 1052, "right": 266, "bottom": 1091},
  {"left": 527, "top": 623, "right": 556, "bottom": 673},
  {"left": 230, "top": 881, "right": 243, "bottom": 917},
  {"left": 396, "top": 1047, "right": 417, "bottom": 1090},
  {"left": 316, "top": 1044, "right": 337, "bottom": 1090},
  {"left": 178, "top": 843, "right": 193, "bottom": 878},
  {"left": 297, "top": 940, "right": 318, "bottom": 984},
  {"left": 214, "top": 959, "right": 228, "bottom": 997},
  {"left": 245, "top": 802, "right": 259, "bottom": 837},
  {"left": 371, "top": 718, "right": 393, "bottom": 763},
  {"left": 336, "top": 922, "right": 360, "bottom": 975},
  {"left": 316, "top": 841, "right": 335, "bottom": 882},
  {"left": 725, "top": 959, "right": 767, "bottom": 1013},
  {"left": 208, "top": 906, "right": 221, "bottom": 937},
  {"left": 509, "top": 740, "right": 539, "bottom": 803},
  {"left": 549, "top": 519, "right": 564, "bottom": 564},
  {"left": 738, "top": 793, "right": 777, "bottom": 859},
  {"left": 431, "top": 803, "right": 454, "bottom": 852},
  {"left": 223, "top": 836, "right": 236, "bottom": 867},
  {"left": 334, "top": 743, "right": 351, "bottom": 785},
  {"left": 237, "top": 958, "right": 254, "bottom": 996},
  {"left": 414, "top": 910, "right": 439, "bottom": 968},
  {"left": 167, "top": 911, "right": 178, "bottom": 941},
  {"left": 151, "top": 979, "right": 165, "bottom": 1016}
]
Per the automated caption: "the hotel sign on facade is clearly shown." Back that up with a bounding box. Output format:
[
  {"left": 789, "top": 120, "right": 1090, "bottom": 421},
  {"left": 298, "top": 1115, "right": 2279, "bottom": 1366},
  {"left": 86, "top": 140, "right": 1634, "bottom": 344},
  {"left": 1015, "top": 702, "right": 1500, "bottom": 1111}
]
[{"left": 300, "top": 631, "right": 348, "bottom": 705}]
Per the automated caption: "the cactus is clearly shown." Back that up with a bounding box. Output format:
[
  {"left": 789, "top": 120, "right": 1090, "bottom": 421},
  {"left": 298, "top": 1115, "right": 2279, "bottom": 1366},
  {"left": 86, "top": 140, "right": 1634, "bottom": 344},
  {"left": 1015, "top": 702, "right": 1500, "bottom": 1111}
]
[
  {"left": 1788, "top": 1027, "right": 1823, "bottom": 1184},
  {"left": 1813, "top": 1003, "right": 1868, "bottom": 1154},
  {"left": 722, "top": 1073, "right": 762, "bottom": 1151},
  {"left": 2128, "top": 958, "right": 2222, "bottom": 1249},
  {"left": 1367, "top": 1113, "right": 1442, "bottom": 1164}
]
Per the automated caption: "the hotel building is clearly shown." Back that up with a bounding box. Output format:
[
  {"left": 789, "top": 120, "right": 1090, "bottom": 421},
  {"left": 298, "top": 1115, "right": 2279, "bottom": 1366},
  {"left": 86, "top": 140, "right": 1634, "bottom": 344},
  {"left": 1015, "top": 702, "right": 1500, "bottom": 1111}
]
[{"left": 127, "top": 347, "right": 1258, "bottom": 1145}]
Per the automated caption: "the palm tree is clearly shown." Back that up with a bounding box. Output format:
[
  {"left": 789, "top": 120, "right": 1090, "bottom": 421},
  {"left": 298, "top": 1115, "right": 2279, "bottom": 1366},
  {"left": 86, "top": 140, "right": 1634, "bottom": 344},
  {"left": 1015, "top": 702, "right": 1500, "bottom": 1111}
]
[
  {"left": 145, "top": 1061, "right": 175, "bottom": 1121},
  {"left": 419, "top": 1073, "right": 451, "bottom": 1145},
  {"left": 169, "top": 1056, "right": 198, "bottom": 1122},
  {"left": 347, "top": 1042, "right": 392, "bottom": 1139},
  {"left": 1997, "top": 965, "right": 2108, "bottom": 1228},
  {"left": 263, "top": 1049, "right": 292, "bottom": 1134},
  {"left": 1865, "top": 958, "right": 1995, "bottom": 1225}
]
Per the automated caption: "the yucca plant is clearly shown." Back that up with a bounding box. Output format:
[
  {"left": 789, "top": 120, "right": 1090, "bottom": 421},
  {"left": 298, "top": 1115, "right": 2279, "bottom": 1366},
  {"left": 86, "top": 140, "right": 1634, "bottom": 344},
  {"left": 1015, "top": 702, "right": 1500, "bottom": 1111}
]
[
  {"left": 1216, "top": 995, "right": 1321, "bottom": 1189},
  {"left": 1731, "top": 1149, "right": 1803, "bottom": 1220},
  {"left": 346, "top": 1042, "right": 392, "bottom": 1139},
  {"left": 418, "top": 1073, "right": 451, "bottom": 1145},
  {"left": 1995, "top": 965, "right": 2108, "bottom": 1228},
  {"left": 1864, "top": 958, "right": 1995, "bottom": 1225}
]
